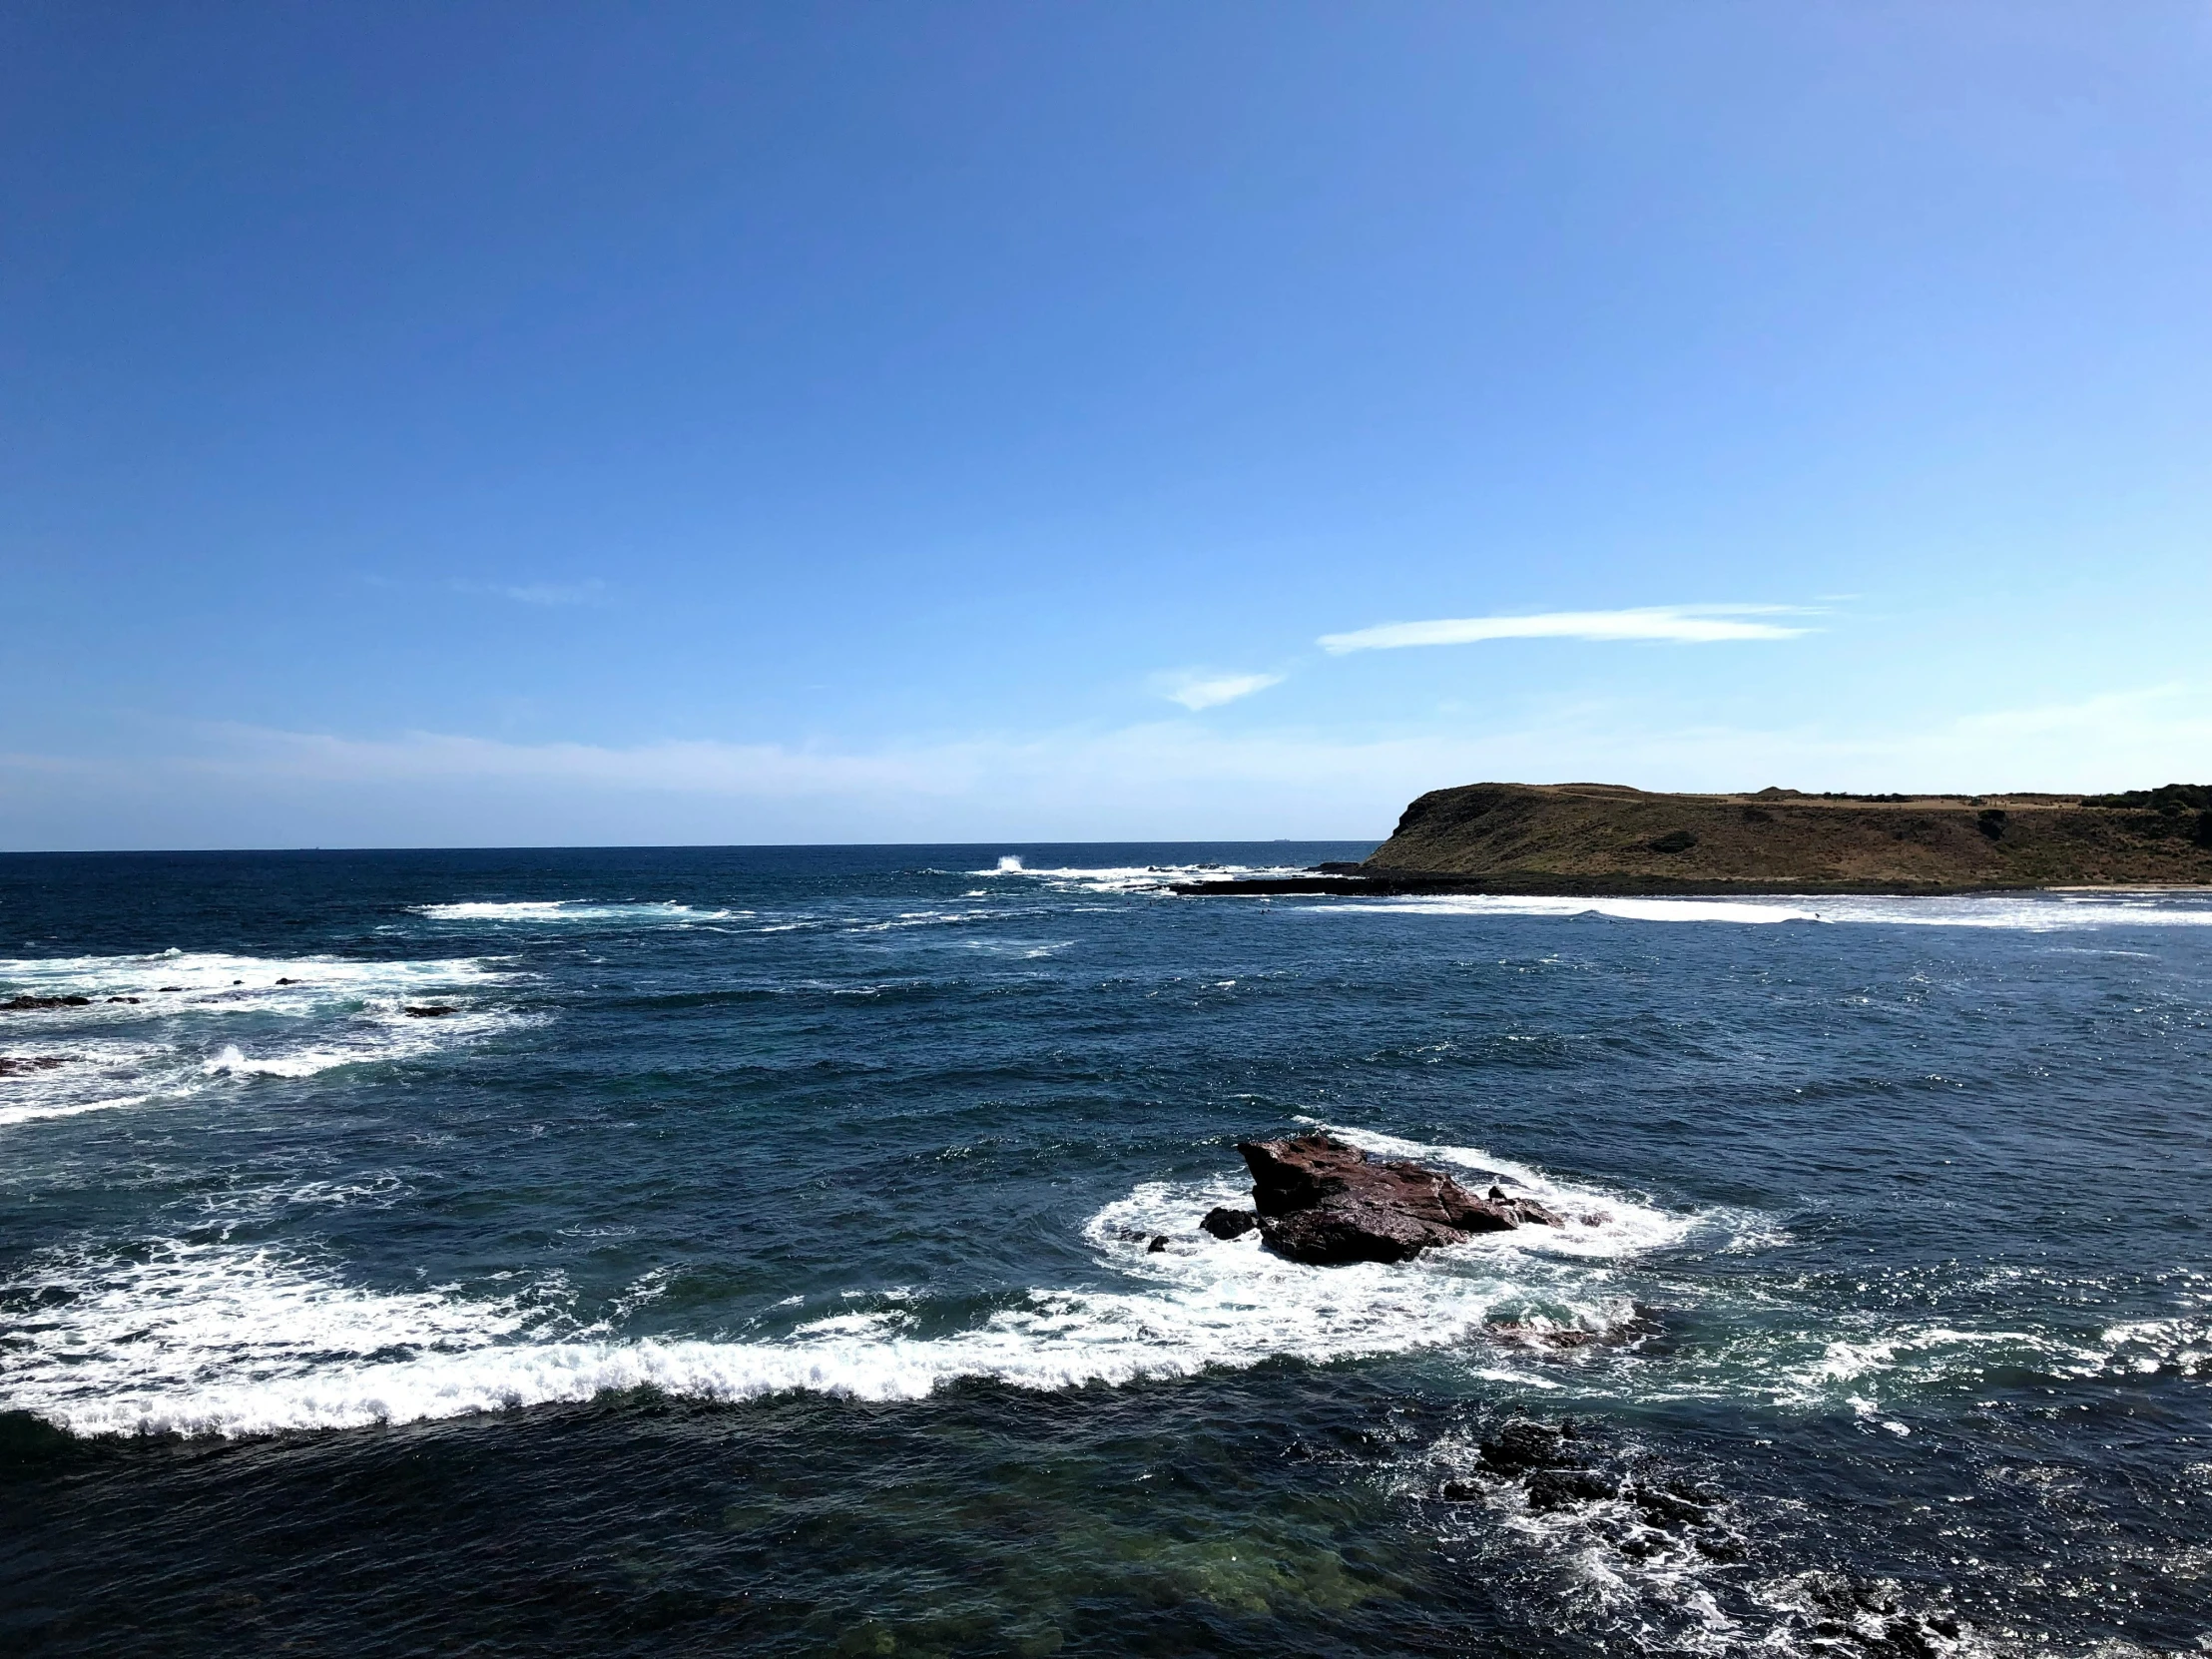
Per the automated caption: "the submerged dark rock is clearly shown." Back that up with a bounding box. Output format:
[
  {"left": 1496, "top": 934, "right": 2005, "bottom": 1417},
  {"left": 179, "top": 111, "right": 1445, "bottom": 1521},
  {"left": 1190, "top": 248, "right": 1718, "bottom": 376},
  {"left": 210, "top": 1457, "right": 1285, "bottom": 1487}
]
[
  {"left": 2, "top": 995, "right": 92, "bottom": 1012},
  {"left": 1221, "top": 1132, "right": 1561, "bottom": 1266},
  {"left": 1487, "top": 1323, "right": 1603, "bottom": 1350},
  {"left": 1478, "top": 1419, "right": 1583, "bottom": 1473},
  {"left": 1199, "top": 1206, "right": 1258, "bottom": 1240},
  {"left": 403, "top": 1005, "right": 458, "bottom": 1018},
  {"left": 1488, "top": 1303, "right": 1667, "bottom": 1354},
  {"left": 0, "top": 1055, "right": 71, "bottom": 1077},
  {"left": 1527, "top": 1467, "right": 1621, "bottom": 1510}
]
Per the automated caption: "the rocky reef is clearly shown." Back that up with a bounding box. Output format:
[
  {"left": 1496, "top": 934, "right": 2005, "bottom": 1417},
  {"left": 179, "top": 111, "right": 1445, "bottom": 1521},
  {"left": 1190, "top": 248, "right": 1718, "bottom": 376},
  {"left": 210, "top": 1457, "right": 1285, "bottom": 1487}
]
[{"left": 1203, "top": 1132, "right": 1564, "bottom": 1265}]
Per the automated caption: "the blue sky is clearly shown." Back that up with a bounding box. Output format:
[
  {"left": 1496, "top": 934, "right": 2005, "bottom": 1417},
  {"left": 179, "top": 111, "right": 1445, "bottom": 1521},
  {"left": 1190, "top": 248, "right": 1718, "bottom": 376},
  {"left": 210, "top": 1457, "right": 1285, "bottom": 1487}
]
[{"left": 5, "top": 2, "right": 2210, "bottom": 848}]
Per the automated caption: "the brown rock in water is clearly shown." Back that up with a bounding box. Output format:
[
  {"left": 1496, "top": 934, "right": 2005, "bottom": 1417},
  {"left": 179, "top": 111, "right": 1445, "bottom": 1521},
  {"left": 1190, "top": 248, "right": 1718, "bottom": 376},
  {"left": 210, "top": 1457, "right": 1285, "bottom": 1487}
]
[
  {"left": 1258, "top": 1202, "right": 1447, "bottom": 1265},
  {"left": 1229, "top": 1132, "right": 1561, "bottom": 1266},
  {"left": 1200, "top": 1207, "right": 1259, "bottom": 1241}
]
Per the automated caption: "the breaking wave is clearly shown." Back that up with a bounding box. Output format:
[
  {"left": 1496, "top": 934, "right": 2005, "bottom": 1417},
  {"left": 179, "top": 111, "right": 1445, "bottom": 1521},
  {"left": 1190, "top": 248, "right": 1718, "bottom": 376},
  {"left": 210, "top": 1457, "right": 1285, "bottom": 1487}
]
[
  {"left": 413, "top": 900, "right": 741, "bottom": 923},
  {"left": 4, "top": 1129, "right": 1732, "bottom": 1438},
  {"left": 0, "top": 951, "right": 510, "bottom": 1129}
]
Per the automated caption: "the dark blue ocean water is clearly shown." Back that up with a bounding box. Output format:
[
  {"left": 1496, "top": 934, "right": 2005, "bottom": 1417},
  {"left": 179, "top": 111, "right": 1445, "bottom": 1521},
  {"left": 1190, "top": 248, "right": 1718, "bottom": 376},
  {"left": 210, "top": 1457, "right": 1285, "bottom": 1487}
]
[{"left": 3, "top": 844, "right": 2210, "bottom": 1657}]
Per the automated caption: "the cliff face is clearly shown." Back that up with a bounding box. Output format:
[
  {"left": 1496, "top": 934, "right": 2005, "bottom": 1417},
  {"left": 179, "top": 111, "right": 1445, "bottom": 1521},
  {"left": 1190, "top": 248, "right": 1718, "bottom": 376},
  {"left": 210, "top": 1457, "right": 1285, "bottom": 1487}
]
[{"left": 1364, "top": 783, "right": 2212, "bottom": 889}]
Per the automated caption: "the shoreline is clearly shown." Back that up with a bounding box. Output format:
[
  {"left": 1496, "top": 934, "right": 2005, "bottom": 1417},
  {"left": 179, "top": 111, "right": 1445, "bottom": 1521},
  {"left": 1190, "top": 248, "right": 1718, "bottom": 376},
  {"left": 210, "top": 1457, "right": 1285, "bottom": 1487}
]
[{"left": 1171, "top": 873, "right": 2212, "bottom": 898}]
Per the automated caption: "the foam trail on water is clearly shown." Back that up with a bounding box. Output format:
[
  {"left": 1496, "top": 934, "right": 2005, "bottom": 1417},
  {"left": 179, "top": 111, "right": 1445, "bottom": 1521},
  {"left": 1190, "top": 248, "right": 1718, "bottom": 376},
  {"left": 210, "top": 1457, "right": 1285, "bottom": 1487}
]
[
  {"left": 6, "top": 1146, "right": 1712, "bottom": 1438},
  {"left": 0, "top": 1092, "right": 155, "bottom": 1128},
  {"left": 0, "top": 949, "right": 505, "bottom": 1001},
  {"left": 413, "top": 900, "right": 740, "bottom": 923},
  {"left": 0, "top": 951, "right": 511, "bottom": 1130}
]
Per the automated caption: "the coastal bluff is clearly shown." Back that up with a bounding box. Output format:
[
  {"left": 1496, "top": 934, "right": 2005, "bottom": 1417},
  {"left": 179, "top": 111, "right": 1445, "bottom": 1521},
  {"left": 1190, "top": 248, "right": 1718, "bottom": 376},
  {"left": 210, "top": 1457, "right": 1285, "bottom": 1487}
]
[{"left": 1187, "top": 782, "right": 2212, "bottom": 895}]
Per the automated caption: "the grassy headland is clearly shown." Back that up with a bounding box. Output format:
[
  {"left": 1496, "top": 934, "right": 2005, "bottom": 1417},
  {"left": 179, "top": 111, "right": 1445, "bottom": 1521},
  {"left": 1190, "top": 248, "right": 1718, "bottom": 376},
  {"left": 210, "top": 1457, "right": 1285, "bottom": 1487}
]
[{"left": 1354, "top": 782, "right": 2212, "bottom": 892}]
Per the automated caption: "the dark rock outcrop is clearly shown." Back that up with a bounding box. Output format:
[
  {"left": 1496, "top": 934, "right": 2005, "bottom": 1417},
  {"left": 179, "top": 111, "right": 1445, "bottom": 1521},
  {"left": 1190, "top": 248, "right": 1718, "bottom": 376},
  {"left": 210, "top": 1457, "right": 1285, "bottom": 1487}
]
[
  {"left": 1224, "top": 1132, "right": 1561, "bottom": 1266},
  {"left": 1199, "top": 1206, "right": 1258, "bottom": 1240},
  {"left": 402, "top": 1005, "right": 457, "bottom": 1018},
  {"left": 2, "top": 995, "right": 92, "bottom": 1012}
]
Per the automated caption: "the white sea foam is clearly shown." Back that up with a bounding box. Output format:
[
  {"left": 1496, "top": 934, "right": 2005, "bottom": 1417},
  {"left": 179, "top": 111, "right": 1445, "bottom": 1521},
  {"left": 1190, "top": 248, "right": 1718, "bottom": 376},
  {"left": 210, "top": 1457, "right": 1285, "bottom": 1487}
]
[
  {"left": 197, "top": 1015, "right": 508, "bottom": 1080},
  {"left": 974, "top": 860, "right": 1315, "bottom": 894},
  {"left": 0, "top": 949, "right": 504, "bottom": 1002},
  {"left": 1774, "top": 1326, "right": 2063, "bottom": 1414},
  {"left": 1296, "top": 1118, "right": 1727, "bottom": 1259},
  {"left": 1318, "top": 891, "right": 2212, "bottom": 929},
  {"left": 0, "top": 951, "right": 510, "bottom": 1129},
  {"left": 4, "top": 1137, "right": 1708, "bottom": 1439},
  {"left": 0, "top": 1091, "right": 156, "bottom": 1128},
  {"left": 413, "top": 900, "right": 740, "bottom": 922}
]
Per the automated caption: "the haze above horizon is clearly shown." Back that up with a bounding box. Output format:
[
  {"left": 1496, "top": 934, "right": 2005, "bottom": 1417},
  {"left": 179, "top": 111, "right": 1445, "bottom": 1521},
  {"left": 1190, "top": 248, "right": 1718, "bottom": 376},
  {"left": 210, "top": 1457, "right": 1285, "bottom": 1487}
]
[{"left": 5, "top": 2, "right": 2210, "bottom": 849}]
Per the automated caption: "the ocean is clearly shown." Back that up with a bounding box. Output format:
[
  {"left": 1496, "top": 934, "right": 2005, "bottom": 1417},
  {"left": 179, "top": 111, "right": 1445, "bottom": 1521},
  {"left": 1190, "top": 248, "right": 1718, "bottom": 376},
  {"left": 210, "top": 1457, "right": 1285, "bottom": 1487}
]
[{"left": 2, "top": 843, "right": 2209, "bottom": 1656}]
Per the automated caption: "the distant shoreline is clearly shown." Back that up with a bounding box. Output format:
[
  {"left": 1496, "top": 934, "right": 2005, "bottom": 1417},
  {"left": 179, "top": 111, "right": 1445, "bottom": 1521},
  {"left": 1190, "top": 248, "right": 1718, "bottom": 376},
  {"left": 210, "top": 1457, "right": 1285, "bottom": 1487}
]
[
  {"left": 1173, "top": 873, "right": 2212, "bottom": 897},
  {"left": 1178, "top": 780, "right": 2212, "bottom": 895}
]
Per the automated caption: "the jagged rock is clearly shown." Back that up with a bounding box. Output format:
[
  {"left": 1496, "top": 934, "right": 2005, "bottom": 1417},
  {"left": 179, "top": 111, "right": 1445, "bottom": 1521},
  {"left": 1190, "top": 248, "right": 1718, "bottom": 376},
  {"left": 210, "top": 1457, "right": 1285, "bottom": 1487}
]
[
  {"left": 2, "top": 995, "right": 91, "bottom": 1012},
  {"left": 1485, "top": 1184, "right": 1565, "bottom": 1226},
  {"left": 1228, "top": 1132, "right": 1560, "bottom": 1266},
  {"left": 402, "top": 1005, "right": 457, "bottom": 1018},
  {"left": 1199, "top": 1207, "right": 1258, "bottom": 1240},
  {"left": 1146, "top": 1235, "right": 1170, "bottom": 1253}
]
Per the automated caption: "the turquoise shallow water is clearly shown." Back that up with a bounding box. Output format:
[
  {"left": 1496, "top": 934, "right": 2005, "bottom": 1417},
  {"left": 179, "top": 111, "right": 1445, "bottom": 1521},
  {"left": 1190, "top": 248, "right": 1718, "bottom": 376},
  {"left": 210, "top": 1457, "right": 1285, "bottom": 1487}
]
[{"left": 2, "top": 844, "right": 2210, "bottom": 1656}]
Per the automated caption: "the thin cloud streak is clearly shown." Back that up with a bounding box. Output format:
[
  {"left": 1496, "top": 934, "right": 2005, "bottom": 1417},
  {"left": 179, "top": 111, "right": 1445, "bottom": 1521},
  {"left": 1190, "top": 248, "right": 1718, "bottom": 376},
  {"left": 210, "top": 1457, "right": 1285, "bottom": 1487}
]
[
  {"left": 1318, "top": 605, "right": 1809, "bottom": 654},
  {"left": 1158, "top": 671, "right": 1285, "bottom": 711},
  {"left": 450, "top": 579, "right": 609, "bottom": 607}
]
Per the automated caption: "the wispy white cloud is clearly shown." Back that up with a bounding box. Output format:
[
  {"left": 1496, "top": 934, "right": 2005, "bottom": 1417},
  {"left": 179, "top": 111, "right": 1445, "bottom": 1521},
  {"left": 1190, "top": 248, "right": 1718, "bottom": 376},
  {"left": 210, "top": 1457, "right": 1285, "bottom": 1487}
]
[
  {"left": 452, "top": 579, "right": 608, "bottom": 606},
  {"left": 1317, "top": 604, "right": 1809, "bottom": 654},
  {"left": 1156, "top": 670, "right": 1286, "bottom": 711}
]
